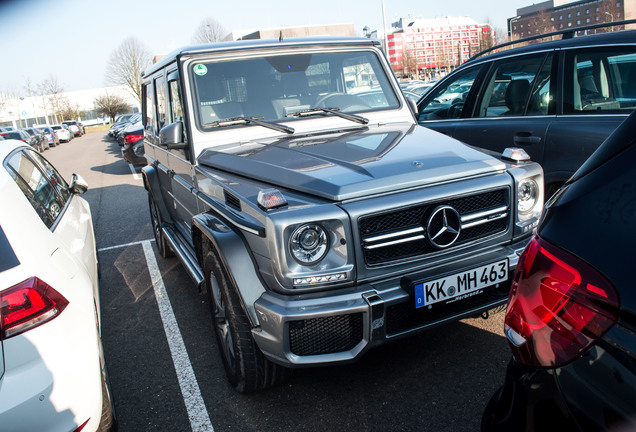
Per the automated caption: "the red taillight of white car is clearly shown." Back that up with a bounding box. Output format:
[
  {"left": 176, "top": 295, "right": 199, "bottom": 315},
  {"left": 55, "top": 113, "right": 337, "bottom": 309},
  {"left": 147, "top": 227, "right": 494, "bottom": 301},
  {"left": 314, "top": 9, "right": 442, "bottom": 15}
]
[
  {"left": 0, "top": 277, "right": 69, "bottom": 340},
  {"left": 504, "top": 235, "right": 619, "bottom": 368},
  {"left": 124, "top": 134, "right": 143, "bottom": 144}
]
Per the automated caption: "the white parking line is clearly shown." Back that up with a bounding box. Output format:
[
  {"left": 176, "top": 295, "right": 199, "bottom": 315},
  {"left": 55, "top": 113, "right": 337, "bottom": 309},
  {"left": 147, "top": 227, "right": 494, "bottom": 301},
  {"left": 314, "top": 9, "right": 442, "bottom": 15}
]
[
  {"left": 128, "top": 163, "right": 142, "bottom": 180},
  {"left": 100, "top": 238, "right": 214, "bottom": 431},
  {"left": 141, "top": 241, "right": 214, "bottom": 432}
]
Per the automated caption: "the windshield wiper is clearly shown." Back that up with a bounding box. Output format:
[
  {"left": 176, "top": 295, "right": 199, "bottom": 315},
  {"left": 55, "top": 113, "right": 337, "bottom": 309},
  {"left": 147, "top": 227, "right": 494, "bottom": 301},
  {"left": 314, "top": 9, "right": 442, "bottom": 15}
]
[
  {"left": 285, "top": 107, "right": 369, "bottom": 125},
  {"left": 204, "top": 116, "right": 294, "bottom": 135}
]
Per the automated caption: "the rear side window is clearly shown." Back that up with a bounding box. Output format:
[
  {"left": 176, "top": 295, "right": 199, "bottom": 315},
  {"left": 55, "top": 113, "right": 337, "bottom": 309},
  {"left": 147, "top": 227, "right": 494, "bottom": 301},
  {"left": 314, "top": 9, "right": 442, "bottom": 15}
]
[
  {"left": 476, "top": 52, "right": 552, "bottom": 118},
  {"left": 564, "top": 48, "right": 636, "bottom": 114},
  {"left": 5, "top": 150, "right": 70, "bottom": 229}
]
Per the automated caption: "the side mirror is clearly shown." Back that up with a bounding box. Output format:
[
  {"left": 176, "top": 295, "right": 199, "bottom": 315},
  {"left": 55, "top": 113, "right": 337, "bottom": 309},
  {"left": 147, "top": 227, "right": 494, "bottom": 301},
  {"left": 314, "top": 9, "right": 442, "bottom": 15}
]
[
  {"left": 69, "top": 173, "right": 88, "bottom": 195},
  {"left": 406, "top": 97, "right": 418, "bottom": 116},
  {"left": 159, "top": 122, "right": 187, "bottom": 149}
]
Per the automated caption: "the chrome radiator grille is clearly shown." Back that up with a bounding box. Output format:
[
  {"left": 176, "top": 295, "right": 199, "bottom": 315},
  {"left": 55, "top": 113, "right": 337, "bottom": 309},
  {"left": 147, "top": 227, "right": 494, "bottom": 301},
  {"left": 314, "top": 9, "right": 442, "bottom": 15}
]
[{"left": 359, "top": 188, "right": 510, "bottom": 266}]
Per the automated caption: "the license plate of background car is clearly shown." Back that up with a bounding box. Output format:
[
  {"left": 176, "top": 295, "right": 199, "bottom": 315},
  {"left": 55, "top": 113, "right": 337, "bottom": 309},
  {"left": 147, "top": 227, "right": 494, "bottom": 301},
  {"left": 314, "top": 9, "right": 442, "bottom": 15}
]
[{"left": 413, "top": 259, "right": 508, "bottom": 309}]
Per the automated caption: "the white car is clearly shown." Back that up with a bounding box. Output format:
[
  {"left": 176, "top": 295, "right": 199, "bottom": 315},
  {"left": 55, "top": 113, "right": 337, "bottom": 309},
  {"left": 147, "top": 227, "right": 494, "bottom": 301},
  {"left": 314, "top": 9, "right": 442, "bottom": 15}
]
[
  {"left": 51, "top": 124, "right": 72, "bottom": 143},
  {"left": 0, "top": 140, "right": 115, "bottom": 431}
]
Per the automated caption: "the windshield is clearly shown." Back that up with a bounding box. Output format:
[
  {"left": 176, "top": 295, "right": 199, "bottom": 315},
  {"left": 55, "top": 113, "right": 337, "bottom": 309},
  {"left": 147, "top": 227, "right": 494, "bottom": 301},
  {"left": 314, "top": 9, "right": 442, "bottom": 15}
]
[{"left": 191, "top": 50, "right": 399, "bottom": 129}]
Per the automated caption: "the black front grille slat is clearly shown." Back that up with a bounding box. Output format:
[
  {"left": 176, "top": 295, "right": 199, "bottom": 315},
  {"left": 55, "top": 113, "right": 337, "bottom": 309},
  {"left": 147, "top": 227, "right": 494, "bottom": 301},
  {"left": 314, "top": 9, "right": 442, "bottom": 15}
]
[
  {"left": 360, "top": 189, "right": 510, "bottom": 266},
  {"left": 289, "top": 313, "right": 363, "bottom": 356}
]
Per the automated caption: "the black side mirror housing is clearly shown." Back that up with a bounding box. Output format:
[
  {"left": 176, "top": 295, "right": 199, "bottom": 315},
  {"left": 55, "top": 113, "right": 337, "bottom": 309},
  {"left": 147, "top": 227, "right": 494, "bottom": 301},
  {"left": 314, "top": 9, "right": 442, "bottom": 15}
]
[{"left": 159, "top": 122, "right": 187, "bottom": 149}]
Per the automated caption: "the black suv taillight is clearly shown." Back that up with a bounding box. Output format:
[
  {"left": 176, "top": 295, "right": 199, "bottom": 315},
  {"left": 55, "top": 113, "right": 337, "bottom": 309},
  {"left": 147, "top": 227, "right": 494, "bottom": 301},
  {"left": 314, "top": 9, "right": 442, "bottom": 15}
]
[
  {"left": 0, "top": 277, "right": 69, "bottom": 340},
  {"left": 504, "top": 235, "right": 619, "bottom": 368}
]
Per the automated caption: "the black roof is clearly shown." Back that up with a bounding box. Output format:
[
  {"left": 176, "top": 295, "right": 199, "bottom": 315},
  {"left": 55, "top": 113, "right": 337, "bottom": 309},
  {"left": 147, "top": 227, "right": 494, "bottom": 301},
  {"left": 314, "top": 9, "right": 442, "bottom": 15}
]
[{"left": 143, "top": 36, "right": 381, "bottom": 78}]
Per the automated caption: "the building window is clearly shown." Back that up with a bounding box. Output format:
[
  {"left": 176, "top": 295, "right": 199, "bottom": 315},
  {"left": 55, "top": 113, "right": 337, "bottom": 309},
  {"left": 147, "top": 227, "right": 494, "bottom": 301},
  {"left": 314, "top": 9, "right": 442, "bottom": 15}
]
[
  {"left": 577, "top": 11, "right": 580, "bottom": 16},
  {"left": 617, "top": 2, "right": 621, "bottom": 7},
  {"left": 586, "top": 18, "right": 591, "bottom": 23},
  {"left": 586, "top": 9, "right": 590, "bottom": 14},
  {"left": 559, "top": 15, "right": 563, "bottom": 20},
  {"left": 596, "top": 16, "right": 600, "bottom": 21},
  {"left": 568, "top": 13, "right": 572, "bottom": 18},
  {"left": 577, "top": 19, "right": 581, "bottom": 25}
]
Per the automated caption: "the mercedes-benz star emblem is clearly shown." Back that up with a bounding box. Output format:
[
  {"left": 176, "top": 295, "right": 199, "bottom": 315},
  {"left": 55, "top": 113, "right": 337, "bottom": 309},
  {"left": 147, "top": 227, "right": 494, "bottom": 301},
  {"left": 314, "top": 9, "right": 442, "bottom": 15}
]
[{"left": 426, "top": 205, "right": 461, "bottom": 248}]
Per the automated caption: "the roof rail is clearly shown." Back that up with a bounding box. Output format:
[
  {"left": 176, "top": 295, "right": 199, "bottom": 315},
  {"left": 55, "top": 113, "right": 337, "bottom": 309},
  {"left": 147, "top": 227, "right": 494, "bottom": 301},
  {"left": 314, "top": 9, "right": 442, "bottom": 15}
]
[{"left": 469, "top": 19, "right": 636, "bottom": 62}]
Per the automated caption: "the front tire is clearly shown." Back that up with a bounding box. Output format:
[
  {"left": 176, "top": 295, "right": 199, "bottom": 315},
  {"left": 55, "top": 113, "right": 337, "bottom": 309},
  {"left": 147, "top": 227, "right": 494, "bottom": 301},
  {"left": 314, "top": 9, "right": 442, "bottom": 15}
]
[{"left": 203, "top": 247, "right": 289, "bottom": 393}]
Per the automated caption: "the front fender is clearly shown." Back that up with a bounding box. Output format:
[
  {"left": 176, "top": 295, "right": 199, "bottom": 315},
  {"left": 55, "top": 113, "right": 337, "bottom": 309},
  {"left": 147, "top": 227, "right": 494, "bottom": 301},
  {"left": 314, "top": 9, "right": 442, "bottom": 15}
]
[{"left": 192, "top": 213, "right": 266, "bottom": 327}]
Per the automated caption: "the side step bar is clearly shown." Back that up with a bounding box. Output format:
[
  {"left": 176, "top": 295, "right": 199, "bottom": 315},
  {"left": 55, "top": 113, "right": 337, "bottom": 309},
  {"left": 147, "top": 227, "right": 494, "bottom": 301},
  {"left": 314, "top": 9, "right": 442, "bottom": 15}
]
[{"left": 161, "top": 225, "right": 205, "bottom": 288}]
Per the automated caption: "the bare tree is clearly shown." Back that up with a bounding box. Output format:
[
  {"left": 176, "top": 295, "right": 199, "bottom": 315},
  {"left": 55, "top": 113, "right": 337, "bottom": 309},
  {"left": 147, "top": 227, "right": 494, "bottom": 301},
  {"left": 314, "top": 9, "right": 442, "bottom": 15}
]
[
  {"left": 192, "top": 17, "right": 227, "bottom": 44},
  {"left": 40, "top": 76, "right": 67, "bottom": 124},
  {"left": 94, "top": 91, "right": 130, "bottom": 123},
  {"left": 105, "top": 37, "right": 151, "bottom": 105}
]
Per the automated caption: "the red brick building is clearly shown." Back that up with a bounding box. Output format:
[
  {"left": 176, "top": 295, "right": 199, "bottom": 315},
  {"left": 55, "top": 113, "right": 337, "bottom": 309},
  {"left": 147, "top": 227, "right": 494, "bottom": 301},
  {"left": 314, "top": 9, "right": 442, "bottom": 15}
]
[{"left": 387, "top": 17, "right": 495, "bottom": 78}]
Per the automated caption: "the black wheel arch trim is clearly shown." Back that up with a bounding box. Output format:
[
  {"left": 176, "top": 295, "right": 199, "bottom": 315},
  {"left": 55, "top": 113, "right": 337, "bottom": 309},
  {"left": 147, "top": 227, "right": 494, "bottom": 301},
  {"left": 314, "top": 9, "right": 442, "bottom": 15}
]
[
  {"left": 141, "top": 164, "right": 174, "bottom": 225},
  {"left": 193, "top": 213, "right": 268, "bottom": 327}
]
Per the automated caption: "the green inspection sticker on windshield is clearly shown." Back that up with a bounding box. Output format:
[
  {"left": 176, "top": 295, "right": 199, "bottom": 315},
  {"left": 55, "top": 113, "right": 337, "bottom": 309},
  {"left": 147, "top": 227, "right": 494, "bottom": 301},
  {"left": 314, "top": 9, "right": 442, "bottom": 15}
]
[{"left": 193, "top": 64, "right": 208, "bottom": 76}]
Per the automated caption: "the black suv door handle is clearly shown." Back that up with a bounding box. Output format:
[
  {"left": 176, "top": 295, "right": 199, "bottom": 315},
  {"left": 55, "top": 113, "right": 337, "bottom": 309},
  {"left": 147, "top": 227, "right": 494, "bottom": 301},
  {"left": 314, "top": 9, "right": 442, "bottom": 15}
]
[{"left": 514, "top": 134, "right": 541, "bottom": 145}]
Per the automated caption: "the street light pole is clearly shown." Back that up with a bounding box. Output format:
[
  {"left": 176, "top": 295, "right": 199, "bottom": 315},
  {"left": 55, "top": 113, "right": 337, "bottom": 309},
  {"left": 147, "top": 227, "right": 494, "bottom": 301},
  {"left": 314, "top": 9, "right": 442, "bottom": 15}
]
[{"left": 382, "top": 0, "right": 388, "bottom": 54}]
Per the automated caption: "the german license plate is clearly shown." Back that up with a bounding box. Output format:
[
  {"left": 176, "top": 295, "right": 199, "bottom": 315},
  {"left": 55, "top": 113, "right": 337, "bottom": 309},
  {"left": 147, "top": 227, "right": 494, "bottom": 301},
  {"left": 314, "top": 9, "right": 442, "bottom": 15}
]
[{"left": 413, "top": 259, "right": 508, "bottom": 309}]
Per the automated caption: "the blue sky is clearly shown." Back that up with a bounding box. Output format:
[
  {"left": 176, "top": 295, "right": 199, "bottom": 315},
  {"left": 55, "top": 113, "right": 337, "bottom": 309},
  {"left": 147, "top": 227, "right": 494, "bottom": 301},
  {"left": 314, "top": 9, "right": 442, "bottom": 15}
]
[{"left": 0, "top": 0, "right": 532, "bottom": 93}]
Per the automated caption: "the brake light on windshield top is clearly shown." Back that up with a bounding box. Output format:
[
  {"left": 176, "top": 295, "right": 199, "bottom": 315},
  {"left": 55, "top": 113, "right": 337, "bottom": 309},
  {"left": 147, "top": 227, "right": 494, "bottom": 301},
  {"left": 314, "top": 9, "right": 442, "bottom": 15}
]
[
  {"left": 0, "top": 277, "right": 69, "bottom": 340},
  {"left": 504, "top": 235, "right": 619, "bottom": 368}
]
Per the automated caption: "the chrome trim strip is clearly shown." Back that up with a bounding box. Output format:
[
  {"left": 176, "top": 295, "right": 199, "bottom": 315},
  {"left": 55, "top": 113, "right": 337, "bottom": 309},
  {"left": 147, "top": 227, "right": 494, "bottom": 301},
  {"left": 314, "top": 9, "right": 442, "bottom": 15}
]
[
  {"left": 363, "top": 226, "right": 424, "bottom": 243},
  {"left": 364, "top": 234, "right": 426, "bottom": 250},
  {"left": 461, "top": 206, "right": 509, "bottom": 223},
  {"left": 462, "top": 212, "right": 508, "bottom": 229}
]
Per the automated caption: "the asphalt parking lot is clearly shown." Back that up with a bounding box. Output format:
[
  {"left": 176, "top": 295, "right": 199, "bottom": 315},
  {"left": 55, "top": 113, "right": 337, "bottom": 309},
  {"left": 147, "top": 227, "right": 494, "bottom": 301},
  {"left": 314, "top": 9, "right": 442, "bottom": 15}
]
[{"left": 46, "top": 130, "right": 512, "bottom": 432}]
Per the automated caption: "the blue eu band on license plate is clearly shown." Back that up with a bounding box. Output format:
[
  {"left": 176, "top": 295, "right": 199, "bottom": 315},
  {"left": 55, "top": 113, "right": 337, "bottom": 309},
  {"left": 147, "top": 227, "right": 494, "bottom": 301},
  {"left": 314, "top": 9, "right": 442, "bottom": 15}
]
[{"left": 413, "top": 259, "right": 508, "bottom": 309}]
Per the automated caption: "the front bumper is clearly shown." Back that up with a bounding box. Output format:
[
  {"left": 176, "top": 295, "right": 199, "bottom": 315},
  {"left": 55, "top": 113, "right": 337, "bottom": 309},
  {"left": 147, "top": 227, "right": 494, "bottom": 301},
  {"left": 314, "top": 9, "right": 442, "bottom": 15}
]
[{"left": 253, "top": 242, "right": 526, "bottom": 367}]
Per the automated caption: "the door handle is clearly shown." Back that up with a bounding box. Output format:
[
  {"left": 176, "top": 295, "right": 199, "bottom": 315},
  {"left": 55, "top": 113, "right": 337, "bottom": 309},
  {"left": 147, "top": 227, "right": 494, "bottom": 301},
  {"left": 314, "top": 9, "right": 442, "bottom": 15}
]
[{"left": 514, "top": 134, "right": 541, "bottom": 145}]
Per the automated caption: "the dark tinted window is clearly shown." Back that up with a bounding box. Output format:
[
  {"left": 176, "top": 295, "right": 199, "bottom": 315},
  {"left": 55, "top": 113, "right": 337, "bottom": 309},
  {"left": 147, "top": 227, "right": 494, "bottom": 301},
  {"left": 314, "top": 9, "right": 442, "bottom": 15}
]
[
  {"left": 5, "top": 150, "right": 69, "bottom": 228},
  {"left": 418, "top": 64, "right": 483, "bottom": 121},
  {"left": 564, "top": 48, "right": 636, "bottom": 114},
  {"left": 476, "top": 53, "right": 552, "bottom": 117}
]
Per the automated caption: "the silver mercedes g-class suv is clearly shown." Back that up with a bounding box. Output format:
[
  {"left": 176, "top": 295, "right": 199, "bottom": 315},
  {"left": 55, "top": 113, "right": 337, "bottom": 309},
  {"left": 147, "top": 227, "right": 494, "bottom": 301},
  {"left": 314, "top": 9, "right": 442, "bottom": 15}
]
[{"left": 141, "top": 37, "right": 543, "bottom": 392}]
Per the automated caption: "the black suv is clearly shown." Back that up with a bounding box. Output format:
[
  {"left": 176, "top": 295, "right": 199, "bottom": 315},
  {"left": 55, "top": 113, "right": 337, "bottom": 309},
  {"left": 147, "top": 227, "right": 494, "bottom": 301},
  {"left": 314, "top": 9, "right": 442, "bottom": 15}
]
[{"left": 417, "top": 22, "right": 636, "bottom": 197}]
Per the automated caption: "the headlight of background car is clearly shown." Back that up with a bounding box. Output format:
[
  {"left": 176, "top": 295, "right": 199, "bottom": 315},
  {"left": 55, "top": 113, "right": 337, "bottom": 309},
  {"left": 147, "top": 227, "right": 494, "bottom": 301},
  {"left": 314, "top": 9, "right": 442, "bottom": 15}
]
[{"left": 290, "top": 224, "right": 329, "bottom": 264}]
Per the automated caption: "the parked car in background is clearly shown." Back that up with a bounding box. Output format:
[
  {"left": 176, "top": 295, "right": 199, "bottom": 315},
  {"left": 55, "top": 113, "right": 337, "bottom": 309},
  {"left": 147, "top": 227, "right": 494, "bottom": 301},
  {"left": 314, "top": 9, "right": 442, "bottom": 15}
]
[
  {"left": 35, "top": 126, "right": 60, "bottom": 147},
  {"left": 23, "top": 128, "right": 49, "bottom": 152},
  {"left": 142, "top": 37, "right": 544, "bottom": 392},
  {"left": 51, "top": 124, "right": 72, "bottom": 143},
  {"left": 482, "top": 108, "right": 636, "bottom": 432},
  {"left": 1, "top": 130, "right": 39, "bottom": 151},
  {"left": 120, "top": 125, "right": 145, "bottom": 165},
  {"left": 62, "top": 120, "right": 84, "bottom": 137},
  {"left": 417, "top": 23, "right": 636, "bottom": 198},
  {"left": 111, "top": 113, "right": 141, "bottom": 141},
  {"left": 0, "top": 139, "right": 116, "bottom": 431},
  {"left": 108, "top": 114, "right": 135, "bottom": 137},
  {"left": 116, "top": 115, "right": 142, "bottom": 146}
]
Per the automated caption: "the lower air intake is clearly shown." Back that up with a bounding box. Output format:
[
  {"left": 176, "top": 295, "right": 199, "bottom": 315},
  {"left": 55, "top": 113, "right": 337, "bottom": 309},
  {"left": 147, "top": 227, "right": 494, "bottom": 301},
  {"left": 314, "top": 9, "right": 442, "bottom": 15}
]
[{"left": 289, "top": 313, "right": 363, "bottom": 356}]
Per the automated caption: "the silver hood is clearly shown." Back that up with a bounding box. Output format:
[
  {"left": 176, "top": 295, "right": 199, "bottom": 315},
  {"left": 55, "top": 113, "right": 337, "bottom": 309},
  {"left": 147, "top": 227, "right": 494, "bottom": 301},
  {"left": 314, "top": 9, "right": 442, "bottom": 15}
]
[{"left": 197, "top": 124, "right": 506, "bottom": 201}]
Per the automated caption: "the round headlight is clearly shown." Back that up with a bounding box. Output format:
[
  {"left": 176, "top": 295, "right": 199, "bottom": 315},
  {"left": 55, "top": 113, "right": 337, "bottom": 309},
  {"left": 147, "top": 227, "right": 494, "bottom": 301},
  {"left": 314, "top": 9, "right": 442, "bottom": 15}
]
[
  {"left": 290, "top": 224, "right": 329, "bottom": 264},
  {"left": 518, "top": 179, "right": 538, "bottom": 213}
]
